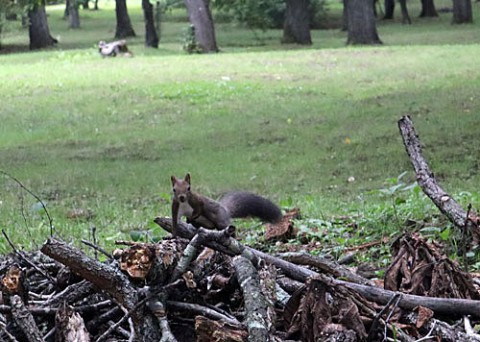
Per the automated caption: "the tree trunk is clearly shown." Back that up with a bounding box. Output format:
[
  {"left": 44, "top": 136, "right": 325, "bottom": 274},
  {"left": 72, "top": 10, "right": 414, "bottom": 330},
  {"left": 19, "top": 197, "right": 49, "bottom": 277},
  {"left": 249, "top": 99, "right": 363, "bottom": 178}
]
[
  {"left": 342, "top": 0, "right": 348, "bottom": 30},
  {"left": 184, "top": 0, "right": 218, "bottom": 53},
  {"left": 64, "top": 0, "right": 70, "bottom": 18},
  {"left": 399, "top": 0, "right": 412, "bottom": 23},
  {"left": 346, "top": 0, "right": 382, "bottom": 45},
  {"left": 68, "top": 0, "right": 80, "bottom": 29},
  {"left": 115, "top": 0, "right": 136, "bottom": 38},
  {"left": 142, "top": 0, "right": 159, "bottom": 47},
  {"left": 282, "top": 0, "right": 312, "bottom": 45},
  {"left": 419, "top": 0, "right": 438, "bottom": 17},
  {"left": 452, "top": 0, "right": 472, "bottom": 23},
  {"left": 383, "top": 0, "right": 395, "bottom": 19},
  {"left": 28, "top": 3, "right": 57, "bottom": 50}
]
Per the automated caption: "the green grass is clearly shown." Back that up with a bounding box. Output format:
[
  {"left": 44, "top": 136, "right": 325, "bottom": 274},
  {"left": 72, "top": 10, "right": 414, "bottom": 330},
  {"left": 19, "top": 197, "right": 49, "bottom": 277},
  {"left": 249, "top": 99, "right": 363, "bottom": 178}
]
[{"left": 1, "top": 0, "right": 480, "bottom": 261}]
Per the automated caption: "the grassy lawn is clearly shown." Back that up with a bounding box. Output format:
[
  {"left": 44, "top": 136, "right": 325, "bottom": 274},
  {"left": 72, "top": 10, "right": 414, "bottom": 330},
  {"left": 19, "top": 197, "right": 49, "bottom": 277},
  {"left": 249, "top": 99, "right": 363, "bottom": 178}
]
[{"left": 0, "top": 0, "right": 479, "bottom": 262}]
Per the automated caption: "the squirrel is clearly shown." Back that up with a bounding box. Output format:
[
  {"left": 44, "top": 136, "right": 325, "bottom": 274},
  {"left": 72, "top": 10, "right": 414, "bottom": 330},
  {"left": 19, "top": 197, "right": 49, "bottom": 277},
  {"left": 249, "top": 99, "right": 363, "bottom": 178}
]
[{"left": 171, "top": 173, "right": 282, "bottom": 236}]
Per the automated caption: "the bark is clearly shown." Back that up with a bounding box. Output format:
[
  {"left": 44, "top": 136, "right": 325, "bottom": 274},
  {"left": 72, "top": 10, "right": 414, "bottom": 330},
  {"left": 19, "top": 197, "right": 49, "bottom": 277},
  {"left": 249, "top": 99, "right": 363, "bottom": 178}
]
[
  {"left": 380, "top": 0, "right": 411, "bottom": 23},
  {"left": 233, "top": 256, "right": 269, "bottom": 342},
  {"left": 184, "top": 0, "right": 218, "bottom": 53},
  {"left": 399, "top": 0, "right": 412, "bottom": 24},
  {"left": 115, "top": 0, "right": 136, "bottom": 38},
  {"left": 397, "top": 115, "right": 480, "bottom": 241},
  {"left": 346, "top": 0, "right": 382, "bottom": 45},
  {"left": 383, "top": 0, "right": 395, "bottom": 19},
  {"left": 279, "top": 251, "right": 374, "bottom": 286},
  {"left": 195, "top": 316, "right": 247, "bottom": 342},
  {"left": 452, "top": 0, "right": 472, "bottom": 23},
  {"left": 169, "top": 302, "right": 241, "bottom": 327},
  {"left": 68, "top": 0, "right": 80, "bottom": 29},
  {"left": 10, "top": 295, "right": 44, "bottom": 342},
  {"left": 419, "top": 0, "right": 438, "bottom": 17},
  {"left": 55, "top": 304, "right": 90, "bottom": 342},
  {"left": 154, "top": 217, "right": 480, "bottom": 318},
  {"left": 45, "top": 280, "right": 93, "bottom": 308},
  {"left": 28, "top": 3, "right": 57, "bottom": 50},
  {"left": 282, "top": 0, "right": 312, "bottom": 45},
  {"left": 41, "top": 238, "right": 161, "bottom": 340},
  {"left": 142, "top": 0, "right": 159, "bottom": 47},
  {"left": 342, "top": 0, "right": 348, "bottom": 30},
  {"left": 405, "top": 313, "right": 480, "bottom": 342},
  {"left": 64, "top": 0, "right": 69, "bottom": 18}
]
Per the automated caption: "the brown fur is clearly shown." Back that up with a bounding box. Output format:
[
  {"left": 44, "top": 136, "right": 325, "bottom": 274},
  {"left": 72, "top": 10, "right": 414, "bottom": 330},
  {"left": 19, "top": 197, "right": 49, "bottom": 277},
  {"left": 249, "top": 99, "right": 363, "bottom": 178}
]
[{"left": 170, "top": 173, "right": 282, "bottom": 236}]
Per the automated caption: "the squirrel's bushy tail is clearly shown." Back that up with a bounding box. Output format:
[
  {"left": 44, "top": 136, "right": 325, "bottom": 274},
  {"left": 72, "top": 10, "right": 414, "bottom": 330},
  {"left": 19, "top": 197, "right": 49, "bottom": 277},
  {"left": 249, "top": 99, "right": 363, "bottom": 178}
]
[{"left": 220, "top": 191, "right": 282, "bottom": 223}]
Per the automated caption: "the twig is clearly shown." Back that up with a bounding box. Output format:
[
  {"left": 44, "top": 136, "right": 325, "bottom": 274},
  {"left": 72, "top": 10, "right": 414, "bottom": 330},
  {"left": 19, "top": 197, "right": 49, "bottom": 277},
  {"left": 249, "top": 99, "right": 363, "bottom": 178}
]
[
  {"left": 94, "top": 280, "right": 184, "bottom": 342},
  {"left": 463, "top": 204, "right": 472, "bottom": 272},
  {"left": 414, "top": 320, "right": 436, "bottom": 342},
  {"left": 2, "top": 230, "right": 55, "bottom": 283},
  {"left": 0, "top": 170, "right": 54, "bottom": 236},
  {"left": 0, "top": 326, "right": 20, "bottom": 342},
  {"left": 167, "top": 301, "right": 242, "bottom": 327},
  {"left": 383, "top": 294, "right": 403, "bottom": 340},
  {"left": 91, "top": 226, "right": 98, "bottom": 260},
  {"left": 81, "top": 239, "right": 113, "bottom": 260},
  {"left": 95, "top": 304, "right": 139, "bottom": 342},
  {"left": 279, "top": 251, "right": 374, "bottom": 286},
  {"left": 148, "top": 296, "right": 178, "bottom": 342},
  {"left": 367, "top": 293, "right": 401, "bottom": 341}
]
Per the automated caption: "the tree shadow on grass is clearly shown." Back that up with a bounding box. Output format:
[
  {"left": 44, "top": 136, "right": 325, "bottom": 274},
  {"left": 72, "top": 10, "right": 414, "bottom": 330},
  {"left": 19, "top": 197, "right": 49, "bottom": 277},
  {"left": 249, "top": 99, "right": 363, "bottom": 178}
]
[{"left": 0, "top": 44, "right": 31, "bottom": 55}]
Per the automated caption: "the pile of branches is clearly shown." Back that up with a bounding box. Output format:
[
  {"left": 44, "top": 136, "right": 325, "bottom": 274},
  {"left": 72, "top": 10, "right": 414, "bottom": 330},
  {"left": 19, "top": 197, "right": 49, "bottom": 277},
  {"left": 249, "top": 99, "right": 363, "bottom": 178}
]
[
  {"left": 1, "top": 115, "right": 480, "bottom": 341},
  {"left": 2, "top": 219, "right": 480, "bottom": 341}
]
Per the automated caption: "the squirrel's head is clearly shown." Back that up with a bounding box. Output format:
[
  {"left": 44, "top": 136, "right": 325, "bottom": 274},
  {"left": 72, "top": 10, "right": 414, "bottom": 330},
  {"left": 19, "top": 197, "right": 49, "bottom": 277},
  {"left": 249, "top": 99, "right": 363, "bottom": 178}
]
[{"left": 171, "top": 173, "right": 191, "bottom": 203}]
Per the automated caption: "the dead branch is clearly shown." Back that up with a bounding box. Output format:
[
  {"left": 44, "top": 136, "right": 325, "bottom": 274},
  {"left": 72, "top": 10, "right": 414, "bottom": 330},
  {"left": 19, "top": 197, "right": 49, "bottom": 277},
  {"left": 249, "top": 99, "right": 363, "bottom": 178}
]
[
  {"left": 278, "top": 251, "right": 374, "bottom": 286},
  {"left": 169, "top": 227, "right": 235, "bottom": 282},
  {"left": 2, "top": 230, "right": 55, "bottom": 283},
  {"left": 233, "top": 256, "right": 270, "bottom": 342},
  {"left": 40, "top": 238, "right": 161, "bottom": 340},
  {"left": 337, "top": 279, "right": 480, "bottom": 317},
  {"left": 404, "top": 312, "right": 480, "bottom": 342},
  {"left": 45, "top": 279, "right": 93, "bottom": 308},
  {"left": 0, "top": 170, "right": 54, "bottom": 235},
  {"left": 195, "top": 316, "right": 248, "bottom": 342},
  {"left": 397, "top": 115, "right": 480, "bottom": 241},
  {"left": 167, "top": 301, "right": 242, "bottom": 327},
  {"left": 55, "top": 303, "right": 90, "bottom": 342},
  {"left": 154, "top": 218, "right": 480, "bottom": 317},
  {"left": 10, "top": 295, "right": 44, "bottom": 342}
]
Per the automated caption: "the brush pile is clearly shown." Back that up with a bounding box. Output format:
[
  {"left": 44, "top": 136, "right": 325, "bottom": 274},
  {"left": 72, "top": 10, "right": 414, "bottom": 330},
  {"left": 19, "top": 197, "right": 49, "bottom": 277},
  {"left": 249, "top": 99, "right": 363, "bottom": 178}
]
[
  {"left": 1, "top": 217, "right": 480, "bottom": 342},
  {"left": 1, "top": 115, "right": 480, "bottom": 341}
]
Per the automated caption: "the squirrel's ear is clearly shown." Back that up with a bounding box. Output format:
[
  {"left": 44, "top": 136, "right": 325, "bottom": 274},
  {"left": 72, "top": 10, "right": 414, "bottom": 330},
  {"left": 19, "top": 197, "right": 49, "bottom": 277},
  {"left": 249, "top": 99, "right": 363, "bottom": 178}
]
[
  {"left": 171, "top": 175, "right": 177, "bottom": 186},
  {"left": 184, "top": 173, "right": 191, "bottom": 184}
]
